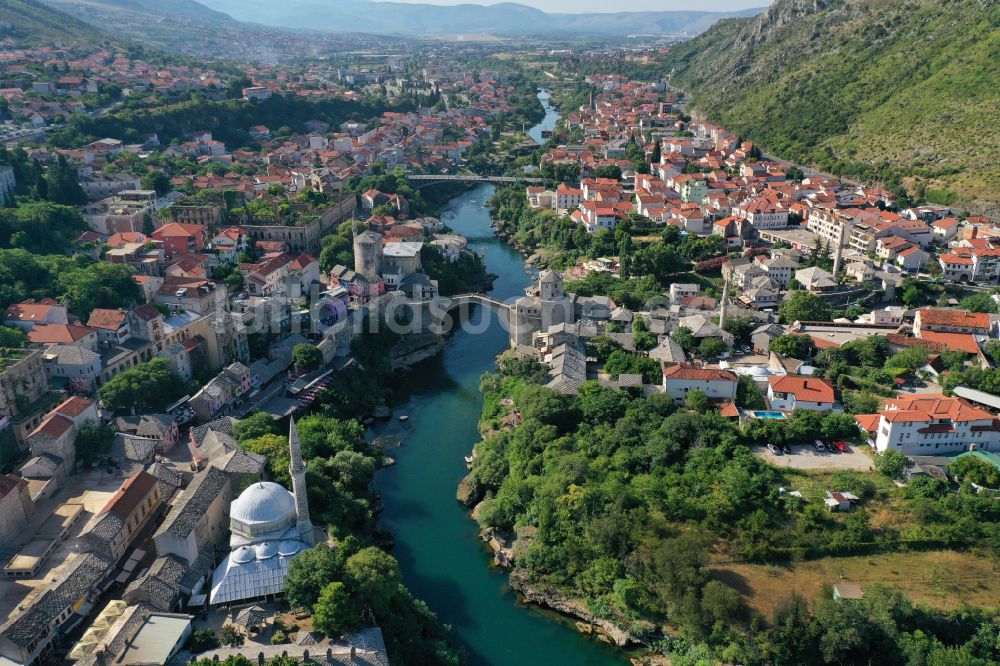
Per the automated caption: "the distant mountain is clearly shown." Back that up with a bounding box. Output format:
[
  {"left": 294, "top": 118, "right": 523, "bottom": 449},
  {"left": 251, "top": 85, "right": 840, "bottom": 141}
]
[
  {"left": 662, "top": 0, "right": 1000, "bottom": 205},
  {"left": 199, "top": 0, "right": 763, "bottom": 36},
  {"left": 87, "top": 0, "right": 234, "bottom": 22},
  {"left": 0, "top": 0, "right": 116, "bottom": 46}
]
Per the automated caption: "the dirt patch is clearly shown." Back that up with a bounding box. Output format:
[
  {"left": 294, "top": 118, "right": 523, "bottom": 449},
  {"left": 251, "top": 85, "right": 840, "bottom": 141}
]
[{"left": 710, "top": 551, "right": 1000, "bottom": 617}]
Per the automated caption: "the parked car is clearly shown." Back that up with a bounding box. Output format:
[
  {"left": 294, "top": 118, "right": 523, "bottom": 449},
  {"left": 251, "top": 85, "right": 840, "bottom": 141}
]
[
  {"left": 814, "top": 439, "right": 827, "bottom": 452},
  {"left": 767, "top": 443, "right": 783, "bottom": 455},
  {"left": 832, "top": 440, "right": 849, "bottom": 453}
]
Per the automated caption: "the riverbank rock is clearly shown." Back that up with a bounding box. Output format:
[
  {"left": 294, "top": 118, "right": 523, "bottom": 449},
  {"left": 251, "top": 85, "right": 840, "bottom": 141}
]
[
  {"left": 456, "top": 473, "right": 483, "bottom": 506},
  {"left": 480, "top": 527, "right": 515, "bottom": 567},
  {"left": 509, "top": 570, "right": 634, "bottom": 647}
]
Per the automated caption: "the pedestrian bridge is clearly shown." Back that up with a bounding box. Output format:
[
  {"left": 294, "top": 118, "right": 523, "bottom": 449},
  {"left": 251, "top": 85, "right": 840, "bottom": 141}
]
[
  {"left": 443, "top": 292, "right": 511, "bottom": 313},
  {"left": 405, "top": 174, "right": 545, "bottom": 188}
]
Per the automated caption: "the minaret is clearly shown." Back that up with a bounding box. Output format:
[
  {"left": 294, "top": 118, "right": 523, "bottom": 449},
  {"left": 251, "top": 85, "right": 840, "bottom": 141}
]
[
  {"left": 719, "top": 273, "right": 729, "bottom": 330},
  {"left": 288, "top": 417, "right": 315, "bottom": 546},
  {"left": 832, "top": 221, "right": 846, "bottom": 283}
]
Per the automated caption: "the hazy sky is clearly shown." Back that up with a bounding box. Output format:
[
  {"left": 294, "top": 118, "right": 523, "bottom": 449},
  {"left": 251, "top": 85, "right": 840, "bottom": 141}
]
[{"left": 383, "top": 0, "right": 768, "bottom": 11}]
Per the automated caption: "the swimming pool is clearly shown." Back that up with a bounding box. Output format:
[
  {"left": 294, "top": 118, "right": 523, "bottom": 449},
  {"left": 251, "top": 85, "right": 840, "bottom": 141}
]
[{"left": 752, "top": 411, "right": 787, "bottom": 419}]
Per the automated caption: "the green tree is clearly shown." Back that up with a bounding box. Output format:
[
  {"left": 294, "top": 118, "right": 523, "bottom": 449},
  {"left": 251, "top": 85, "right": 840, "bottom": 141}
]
[
  {"left": 736, "top": 375, "right": 766, "bottom": 409},
  {"left": 187, "top": 629, "right": 219, "bottom": 653},
  {"left": 293, "top": 343, "right": 323, "bottom": 372},
  {"left": 873, "top": 449, "right": 907, "bottom": 479},
  {"left": 779, "top": 291, "right": 832, "bottom": 323},
  {"left": 45, "top": 155, "right": 87, "bottom": 206},
  {"left": 233, "top": 411, "right": 281, "bottom": 441},
  {"left": 283, "top": 542, "right": 349, "bottom": 609},
  {"left": 97, "top": 358, "right": 190, "bottom": 413},
  {"left": 219, "top": 625, "right": 245, "bottom": 648},
  {"left": 0, "top": 325, "right": 26, "bottom": 348},
  {"left": 686, "top": 389, "right": 710, "bottom": 413},
  {"left": 770, "top": 333, "right": 815, "bottom": 360},
  {"left": 345, "top": 547, "right": 402, "bottom": 617},
  {"left": 75, "top": 419, "right": 115, "bottom": 465},
  {"left": 959, "top": 292, "right": 998, "bottom": 313},
  {"left": 672, "top": 325, "right": 696, "bottom": 352},
  {"left": 698, "top": 337, "right": 727, "bottom": 358},
  {"left": 313, "top": 581, "right": 359, "bottom": 637}
]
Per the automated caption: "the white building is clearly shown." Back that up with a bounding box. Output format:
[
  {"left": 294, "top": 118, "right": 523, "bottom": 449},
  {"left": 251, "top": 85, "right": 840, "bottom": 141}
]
[
  {"left": 866, "top": 394, "right": 1000, "bottom": 455},
  {"left": 767, "top": 375, "right": 838, "bottom": 412},
  {"left": 662, "top": 364, "right": 738, "bottom": 404}
]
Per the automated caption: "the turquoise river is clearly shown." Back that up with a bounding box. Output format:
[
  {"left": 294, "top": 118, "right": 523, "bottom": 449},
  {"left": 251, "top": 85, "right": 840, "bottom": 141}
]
[{"left": 371, "top": 93, "right": 627, "bottom": 665}]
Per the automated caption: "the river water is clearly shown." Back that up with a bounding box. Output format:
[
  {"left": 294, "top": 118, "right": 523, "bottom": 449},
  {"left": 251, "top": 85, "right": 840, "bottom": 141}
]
[{"left": 371, "top": 93, "right": 626, "bottom": 665}]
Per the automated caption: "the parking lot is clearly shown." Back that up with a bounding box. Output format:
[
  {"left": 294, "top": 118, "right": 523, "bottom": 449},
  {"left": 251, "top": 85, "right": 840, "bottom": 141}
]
[{"left": 755, "top": 443, "right": 874, "bottom": 471}]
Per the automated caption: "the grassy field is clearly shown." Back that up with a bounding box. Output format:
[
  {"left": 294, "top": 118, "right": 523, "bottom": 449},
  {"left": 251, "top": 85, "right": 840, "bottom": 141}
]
[{"left": 710, "top": 550, "right": 1000, "bottom": 616}]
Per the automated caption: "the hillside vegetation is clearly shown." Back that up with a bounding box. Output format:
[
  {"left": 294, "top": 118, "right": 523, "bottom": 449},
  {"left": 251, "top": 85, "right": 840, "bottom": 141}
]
[
  {"left": 0, "top": 0, "right": 113, "bottom": 46},
  {"left": 664, "top": 0, "right": 1000, "bottom": 207}
]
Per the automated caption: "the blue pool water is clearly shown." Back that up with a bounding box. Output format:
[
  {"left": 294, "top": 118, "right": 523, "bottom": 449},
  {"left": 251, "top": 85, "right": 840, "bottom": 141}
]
[{"left": 752, "top": 411, "right": 786, "bottom": 419}]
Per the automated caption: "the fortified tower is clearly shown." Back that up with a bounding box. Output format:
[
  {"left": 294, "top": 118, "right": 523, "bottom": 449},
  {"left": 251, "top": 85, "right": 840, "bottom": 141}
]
[{"left": 354, "top": 229, "right": 383, "bottom": 281}]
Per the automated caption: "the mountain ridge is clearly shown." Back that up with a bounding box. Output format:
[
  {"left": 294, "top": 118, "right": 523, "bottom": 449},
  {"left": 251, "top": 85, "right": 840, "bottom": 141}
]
[
  {"left": 198, "top": 0, "right": 764, "bottom": 36},
  {"left": 662, "top": 0, "right": 1000, "bottom": 205}
]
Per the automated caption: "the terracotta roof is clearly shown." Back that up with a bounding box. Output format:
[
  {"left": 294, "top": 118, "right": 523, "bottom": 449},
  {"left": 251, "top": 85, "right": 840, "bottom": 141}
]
[
  {"left": 87, "top": 308, "right": 129, "bottom": 330},
  {"left": 917, "top": 308, "right": 990, "bottom": 330},
  {"left": 880, "top": 394, "right": 993, "bottom": 424},
  {"left": 768, "top": 375, "right": 836, "bottom": 404},
  {"left": 719, "top": 402, "right": 740, "bottom": 417},
  {"left": 54, "top": 396, "right": 94, "bottom": 418},
  {"left": 29, "top": 414, "right": 74, "bottom": 440},
  {"left": 101, "top": 471, "right": 158, "bottom": 519},
  {"left": 915, "top": 330, "right": 981, "bottom": 354},
  {"left": 27, "top": 323, "right": 95, "bottom": 344},
  {"left": 855, "top": 414, "right": 881, "bottom": 433},
  {"left": 662, "top": 363, "right": 738, "bottom": 382},
  {"left": 5, "top": 299, "right": 60, "bottom": 322},
  {"left": 131, "top": 304, "right": 161, "bottom": 321}
]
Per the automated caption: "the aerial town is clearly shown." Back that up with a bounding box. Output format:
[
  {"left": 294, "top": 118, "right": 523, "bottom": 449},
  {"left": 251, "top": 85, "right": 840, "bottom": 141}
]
[{"left": 0, "top": 1, "right": 998, "bottom": 666}]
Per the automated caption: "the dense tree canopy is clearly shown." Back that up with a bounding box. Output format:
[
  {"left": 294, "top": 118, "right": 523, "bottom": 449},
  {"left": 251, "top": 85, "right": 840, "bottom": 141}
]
[{"left": 98, "top": 358, "right": 193, "bottom": 413}]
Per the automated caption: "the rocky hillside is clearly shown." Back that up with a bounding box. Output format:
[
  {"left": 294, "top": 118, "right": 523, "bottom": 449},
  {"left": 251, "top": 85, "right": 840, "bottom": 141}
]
[{"left": 664, "top": 0, "right": 1000, "bottom": 207}]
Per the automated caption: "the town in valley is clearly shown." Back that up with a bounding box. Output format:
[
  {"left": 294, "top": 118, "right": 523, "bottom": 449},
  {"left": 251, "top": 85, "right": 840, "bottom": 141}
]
[{"left": 0, "top": 0, "right": 998, "bottom": 665}]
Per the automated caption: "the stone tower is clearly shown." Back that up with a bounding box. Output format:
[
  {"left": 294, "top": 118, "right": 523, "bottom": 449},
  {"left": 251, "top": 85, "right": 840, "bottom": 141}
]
[
  {"left": 353, "top": 229, "right": 383, "bottom": 281},
  {"left": 288, "top": 417, "right": 315, "bottom": 546}
]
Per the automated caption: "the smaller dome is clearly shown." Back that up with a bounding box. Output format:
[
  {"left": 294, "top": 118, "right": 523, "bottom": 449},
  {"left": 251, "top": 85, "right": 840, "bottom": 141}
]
[
  {"left": 255, "top": 542, "right": 277, "bottom": 560},
  {"left": 232, "top": 546, "right": 255, "bottom": 564},
  {"left": 277, "top": 540, "right": 302, "bottom": 557}
]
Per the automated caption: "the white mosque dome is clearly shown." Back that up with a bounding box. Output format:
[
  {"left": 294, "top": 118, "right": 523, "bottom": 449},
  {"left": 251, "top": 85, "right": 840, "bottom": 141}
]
[
  {"left": 232, "top": 546, "right": 255, "bottom": 564},
  {"left": 231, "top": 481, "right": 296, "bottom": 526},
  {"left": 255, "top": 542, "right": 277, "bottom": 560},
  {"left": 277, "top": 540, "right": 302, "bottom": 557}
]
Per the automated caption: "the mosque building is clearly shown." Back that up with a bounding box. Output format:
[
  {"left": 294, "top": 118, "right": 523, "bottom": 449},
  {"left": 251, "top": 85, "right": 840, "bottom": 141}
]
[{"left": 209, "top": 418, "right": 318, "bottom": 605}]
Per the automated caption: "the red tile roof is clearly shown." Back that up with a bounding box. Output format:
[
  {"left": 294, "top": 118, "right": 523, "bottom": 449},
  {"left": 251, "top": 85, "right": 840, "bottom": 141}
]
[
  {"left": 87, "top": 308, "right": 129, "bottom": 330},
  {"left": 54, "top": 396, "right": 94, "bottom": 418},
  {"left": 29, "top": 414, "right": 73, "bottom": 440},
  {"left": 917, "top": 308, "right": 990, "bottom": 330},
  {"left": 768, "top": 375, "right": 836, "bottom": 404},
  {"left": 27, "top": 323, "right": 95, "bottom": 344},
  {"left": 880, "top": 394, "right": 993, "bottom": 424},
  {"left": 101, "top": 471, "right": 158, "bottom": 519},
  {"left": 916, "top": 330, "right": 982, "bottom": 354},
  {"left": 855, "top": 414, "right": 881, "bottom": 433}
]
